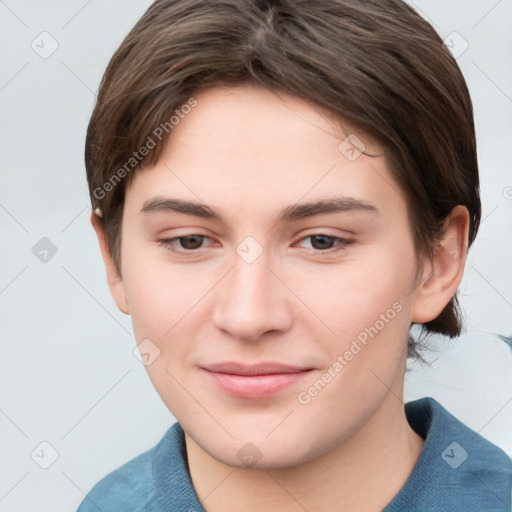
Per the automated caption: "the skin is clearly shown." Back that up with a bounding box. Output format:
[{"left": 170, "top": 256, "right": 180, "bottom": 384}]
[{"left": 92, "top": 82, "right": 469, "bottom": 511}]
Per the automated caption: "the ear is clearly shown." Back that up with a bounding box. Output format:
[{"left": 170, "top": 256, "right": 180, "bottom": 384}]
[
  {"left": 411, "top": 205, "right": 469, "bottom": 324},
  {"left": 90, "top": 212, "right": 130, "bottom": 315}
]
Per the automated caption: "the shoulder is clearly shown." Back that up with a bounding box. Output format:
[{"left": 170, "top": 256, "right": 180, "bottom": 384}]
[
  {"left": 76, "top": 423, "right": 182, "bottom": 512},
  {"left": 408, "top": 396, "right": 512, "bottom": 474},
  {"left": 386, "top": 397, "right": 512, "bottom": 512}
]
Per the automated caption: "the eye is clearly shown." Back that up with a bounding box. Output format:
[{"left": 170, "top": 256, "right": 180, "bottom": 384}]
[
  {"left": 157, "top": 233, "right": 353, "bottom": 255},
  {"left": 158, "top": 234, "right": 212, "bottom": 253},
  {"left": 297, "top": 234, "right": 353, "bottom": 252}
]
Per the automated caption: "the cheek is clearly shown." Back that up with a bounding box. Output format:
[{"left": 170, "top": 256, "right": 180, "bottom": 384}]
[
  {"left": 298, "top": 243, "right": 416, "bottom": 401},
  {"left": 293, "top": 253, "right": 414, "bottom": 423},
  {"left": 121, "top": 249, "right": 208, "bottom": 408},
  {"left": 294, "top": 246, "right": 415, "bottom": 340},
  {"left": 121, "top": 237, "right": 212, "bottom": 336}
]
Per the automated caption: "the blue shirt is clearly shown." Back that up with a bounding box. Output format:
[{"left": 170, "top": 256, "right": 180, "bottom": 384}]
[{"left": 77, "top": 397, "right": 512, "bottom": 511}]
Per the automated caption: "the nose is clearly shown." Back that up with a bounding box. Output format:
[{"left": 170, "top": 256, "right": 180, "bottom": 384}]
[{"left": 211, "top": 247, "right": 293, "bottom": 343}]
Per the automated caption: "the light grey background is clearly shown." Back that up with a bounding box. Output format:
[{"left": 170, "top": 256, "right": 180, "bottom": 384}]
[{"left": 1, "top": 1, "right": 511, "bottom": 510}]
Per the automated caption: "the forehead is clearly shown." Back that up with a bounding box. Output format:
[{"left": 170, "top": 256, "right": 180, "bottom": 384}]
[
  {"left": 124, "top": 84, "right": 407, "bottom": 228},
  {"left": 169, "top": 83, "right": 382, "bottom": 154}
]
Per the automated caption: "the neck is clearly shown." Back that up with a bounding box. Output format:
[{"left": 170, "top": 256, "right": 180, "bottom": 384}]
[{"left": 185, "top": 389, "right": 425, "bottom": 512}]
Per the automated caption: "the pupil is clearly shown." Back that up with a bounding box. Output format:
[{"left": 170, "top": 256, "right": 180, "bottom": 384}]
[
  {"left": 312, "top": 235, "right": 333, "bottom": 250},
  {"left": 181, "top": 235, "right": 203, "bottom": 249}
]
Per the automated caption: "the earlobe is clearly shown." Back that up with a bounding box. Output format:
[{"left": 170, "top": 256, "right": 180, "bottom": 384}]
[
  {"left": 411, "top": 206, "right": 469, "bottom": 324},
  {"left": 90, "top": 212, "right": 130, "bottom": 315}
]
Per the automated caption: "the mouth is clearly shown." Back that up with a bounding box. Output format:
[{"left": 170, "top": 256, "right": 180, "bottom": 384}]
[{"left": 200, "top": 362, "right": 314, "bottom": 399}]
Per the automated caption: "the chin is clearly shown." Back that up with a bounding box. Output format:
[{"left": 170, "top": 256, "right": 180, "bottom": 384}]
[{"left": 189, "top": 419, "right": 336, "bottom": 470}]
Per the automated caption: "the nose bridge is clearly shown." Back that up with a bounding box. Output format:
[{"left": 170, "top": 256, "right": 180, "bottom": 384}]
[
  {"left": 233, "top": 251, "right": 270, "bottom": 301},
  {"left": 229, "top": 248, "right": 275, "bottom": 316},
  {"left": 229, "top": 233, "right": 273, "bottom": 304}
]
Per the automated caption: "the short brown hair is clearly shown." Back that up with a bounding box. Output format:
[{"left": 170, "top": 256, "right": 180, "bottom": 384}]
[{"left": 85, "top": 0, "right": 481, "bottom": 357}]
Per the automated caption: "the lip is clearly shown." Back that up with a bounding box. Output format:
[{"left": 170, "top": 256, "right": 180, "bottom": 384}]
[{"left": 200, "top": 362, "right": 313, "bottom": 398}]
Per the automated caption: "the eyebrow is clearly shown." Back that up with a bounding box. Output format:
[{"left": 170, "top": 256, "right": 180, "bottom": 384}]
[{"left": 140, "top": 196, "right": 379, "bottom": 223}]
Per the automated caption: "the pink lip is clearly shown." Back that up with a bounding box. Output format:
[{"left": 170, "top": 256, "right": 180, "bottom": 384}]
[{"left": 200, "top": 362, "right": 313, "bottom": 398}]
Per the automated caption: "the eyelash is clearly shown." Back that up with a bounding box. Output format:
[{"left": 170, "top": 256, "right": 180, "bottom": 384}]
[{"left": 157, "top": 234, "right": 354, "bottom": 255}]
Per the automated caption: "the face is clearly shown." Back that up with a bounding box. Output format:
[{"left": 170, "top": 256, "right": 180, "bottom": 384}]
[{"left": 113, "top": 83, "right": 427, "bottom": 468}]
